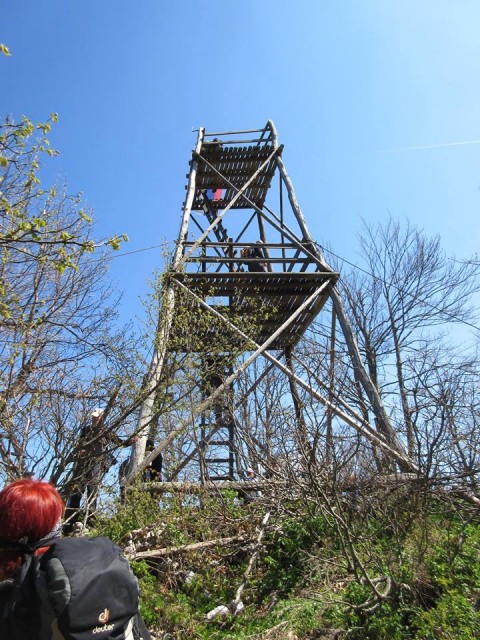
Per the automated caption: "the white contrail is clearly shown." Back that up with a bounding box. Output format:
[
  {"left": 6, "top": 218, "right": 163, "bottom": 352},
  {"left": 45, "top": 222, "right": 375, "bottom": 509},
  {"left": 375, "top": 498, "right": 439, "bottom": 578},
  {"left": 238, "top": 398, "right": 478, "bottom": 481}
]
[{"left": 377, "top": 139, "right": 480, "bottom": 153}]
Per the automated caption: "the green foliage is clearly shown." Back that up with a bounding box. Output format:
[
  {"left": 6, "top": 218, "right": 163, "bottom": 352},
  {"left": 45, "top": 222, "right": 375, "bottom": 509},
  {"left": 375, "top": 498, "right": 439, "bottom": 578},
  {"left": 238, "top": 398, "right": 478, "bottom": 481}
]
[
  {"left": 108, "top": 233, "right": 129, "bottom": 251},
  {"left": 94, "top": 487, "right": 164, "bottom": 541},
  {"left": 167, "top": 279, "right": 277, "bottom": 356},
  {"left": 262, "top": 513, "right": 323, "bottom": 596},
  {"left": 422, "top": 521, "right": 480, "bottom": 594},
  {"left": 413, "top": 591, "right": 479, "bottom": 640},
  {"left": 327, "top": 596, "right": 406, "bottom": 640},
  {"left": 95, "top": 466, "right": 480, "bottom": 639},
  {"left": 130, "top": 560, "right": 165, "bottom": 627},
  {"left": 0, "top": 115, "right": 128, "bottom": 318},
  {"left": 319, "top": 506, "right": 480, "bottom": 640}
]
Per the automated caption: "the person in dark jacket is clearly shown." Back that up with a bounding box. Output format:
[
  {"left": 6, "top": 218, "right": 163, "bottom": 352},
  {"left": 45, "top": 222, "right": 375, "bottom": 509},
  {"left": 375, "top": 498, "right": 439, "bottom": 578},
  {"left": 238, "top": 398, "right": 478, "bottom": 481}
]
[
  {"left": 142, "top": 439, "right": 163, "bottom": 483},
  {"left": 240, "top": 243, "right": 268, "bottom": 272},
  {"left": 64, "top": 407, "right": 128, "bottom": 532}
]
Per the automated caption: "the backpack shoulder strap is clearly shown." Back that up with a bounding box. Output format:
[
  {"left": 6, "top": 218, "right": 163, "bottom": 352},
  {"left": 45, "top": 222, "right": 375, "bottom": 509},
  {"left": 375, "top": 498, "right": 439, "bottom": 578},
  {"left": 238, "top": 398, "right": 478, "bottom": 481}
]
[
  {"left": 0, "top": 555, "right": 46, "bottom": 640},
  {"left": 36, "top": 549, "right": 72, "bottom": 619}
]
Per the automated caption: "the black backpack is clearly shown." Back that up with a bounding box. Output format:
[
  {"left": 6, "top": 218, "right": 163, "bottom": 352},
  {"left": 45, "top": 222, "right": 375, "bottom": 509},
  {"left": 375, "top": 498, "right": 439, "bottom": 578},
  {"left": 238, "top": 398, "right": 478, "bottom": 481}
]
[{"left": 0, "top": 536, "right": 151, "bottom": 640}]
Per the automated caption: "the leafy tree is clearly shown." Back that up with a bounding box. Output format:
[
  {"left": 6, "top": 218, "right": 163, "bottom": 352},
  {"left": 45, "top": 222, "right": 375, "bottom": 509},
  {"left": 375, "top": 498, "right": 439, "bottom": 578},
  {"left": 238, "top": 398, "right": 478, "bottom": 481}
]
[
  {"left": 0, "top": 116, "right": 139, "bottom": 496},
  {"left": 0, "top": 116, "right": 127, "bottom": 313}
]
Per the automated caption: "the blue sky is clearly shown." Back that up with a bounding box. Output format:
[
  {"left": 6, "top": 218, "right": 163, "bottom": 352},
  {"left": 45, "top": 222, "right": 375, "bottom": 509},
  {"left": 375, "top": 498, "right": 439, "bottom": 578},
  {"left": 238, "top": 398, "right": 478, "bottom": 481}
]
[{"left": 2, "top": 1, "right": 480, "bottom": 324}]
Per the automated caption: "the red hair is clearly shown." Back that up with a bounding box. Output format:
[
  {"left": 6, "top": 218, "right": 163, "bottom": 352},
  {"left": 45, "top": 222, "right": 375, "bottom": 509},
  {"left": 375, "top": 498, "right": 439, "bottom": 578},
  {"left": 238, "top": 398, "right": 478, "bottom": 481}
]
[{"left": 0, "top": 479, "right": 64, "bottom": 578}]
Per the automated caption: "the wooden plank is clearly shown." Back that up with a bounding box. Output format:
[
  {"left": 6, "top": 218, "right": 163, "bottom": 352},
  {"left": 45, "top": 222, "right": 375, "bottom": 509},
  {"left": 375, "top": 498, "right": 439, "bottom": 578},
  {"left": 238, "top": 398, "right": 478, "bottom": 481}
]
[{"left": 130, "top": 479, "right": 285, "bottom": 494}]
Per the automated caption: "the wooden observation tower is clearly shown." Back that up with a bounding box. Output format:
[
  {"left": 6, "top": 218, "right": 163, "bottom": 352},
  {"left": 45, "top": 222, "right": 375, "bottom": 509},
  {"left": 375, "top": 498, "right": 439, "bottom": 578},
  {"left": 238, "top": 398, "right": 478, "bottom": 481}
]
[{"left": 127, "top": 122, "right": 415, "bottom": 488}]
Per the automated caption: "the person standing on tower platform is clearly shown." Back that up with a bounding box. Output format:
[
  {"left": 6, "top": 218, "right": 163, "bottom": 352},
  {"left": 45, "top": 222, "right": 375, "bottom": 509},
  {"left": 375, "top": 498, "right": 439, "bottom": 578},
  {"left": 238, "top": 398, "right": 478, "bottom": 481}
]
[{"left": 241, "top": 241, "right": 268, "bottom": 272}]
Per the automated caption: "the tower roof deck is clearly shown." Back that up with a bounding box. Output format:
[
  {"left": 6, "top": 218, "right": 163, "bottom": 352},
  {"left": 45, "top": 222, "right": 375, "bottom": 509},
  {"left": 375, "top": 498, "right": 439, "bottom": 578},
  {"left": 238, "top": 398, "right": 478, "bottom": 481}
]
[{"left": 189, "top": 126, "right": 278, "bottom": 211}]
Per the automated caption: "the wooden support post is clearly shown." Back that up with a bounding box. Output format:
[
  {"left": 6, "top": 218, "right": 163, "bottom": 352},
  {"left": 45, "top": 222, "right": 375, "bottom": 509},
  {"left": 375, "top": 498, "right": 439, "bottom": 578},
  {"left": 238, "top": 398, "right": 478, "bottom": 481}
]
[
  {"left": 272, "top": 142, "right": 413, "bottom": 472},
  {"left": 325, "top": 306, "right": 336, "bottom": 468},
  {"left": 285, "top": 346, "right": 313, "bottom": 467},
  {"left": 127, "top": 128, "right": 205, "bottom": 477}
]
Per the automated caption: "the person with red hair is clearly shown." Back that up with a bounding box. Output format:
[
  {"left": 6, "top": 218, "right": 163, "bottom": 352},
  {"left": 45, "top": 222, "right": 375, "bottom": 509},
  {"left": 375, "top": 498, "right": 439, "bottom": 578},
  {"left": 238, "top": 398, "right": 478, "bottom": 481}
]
[
  {"left": 0, "top": 478, "right": 151, "bottom": 640},
  {"left": 0, "top": 478, "right": 64, "bottom": 580}
]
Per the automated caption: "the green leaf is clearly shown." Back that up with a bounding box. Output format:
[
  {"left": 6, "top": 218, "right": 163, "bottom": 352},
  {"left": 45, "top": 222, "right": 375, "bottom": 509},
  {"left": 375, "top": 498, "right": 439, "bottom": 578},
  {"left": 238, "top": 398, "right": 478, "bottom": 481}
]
[{"left": 79, "top": 209, "right": 92, "bottom": 223}]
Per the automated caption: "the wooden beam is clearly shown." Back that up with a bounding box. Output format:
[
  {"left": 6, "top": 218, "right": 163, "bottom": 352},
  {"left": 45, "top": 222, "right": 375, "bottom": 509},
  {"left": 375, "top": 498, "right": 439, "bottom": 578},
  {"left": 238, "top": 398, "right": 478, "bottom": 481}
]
[{"left": 129, "top": 480, "right": 283, "bottom": 494}]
